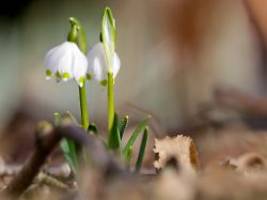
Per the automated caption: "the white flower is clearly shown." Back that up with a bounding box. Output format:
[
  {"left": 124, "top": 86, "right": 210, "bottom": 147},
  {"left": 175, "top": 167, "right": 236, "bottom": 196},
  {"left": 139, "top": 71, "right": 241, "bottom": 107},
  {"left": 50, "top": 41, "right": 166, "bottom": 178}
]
[
  {"left": 87, "top": 42, "right": 120, "bottom": 85},
  {"left": 44, "top": 41, "right": 88, "bottom": 87}
]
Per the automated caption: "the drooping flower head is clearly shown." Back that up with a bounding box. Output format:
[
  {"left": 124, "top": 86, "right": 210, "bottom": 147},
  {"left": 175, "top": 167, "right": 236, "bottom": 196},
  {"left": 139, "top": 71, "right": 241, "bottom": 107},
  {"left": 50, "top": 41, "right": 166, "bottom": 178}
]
[
  {"left": 87, "top": 42, "right": 120, "bottom": 85},
  {"left": 44, "top": 18, "right": 88, "bottom": 87},
  {"left": 86, "top": 7, "right": 120, "bottom": 85},
  {"left": 45, "top": 41, "right": 88, "bottom": 86}
]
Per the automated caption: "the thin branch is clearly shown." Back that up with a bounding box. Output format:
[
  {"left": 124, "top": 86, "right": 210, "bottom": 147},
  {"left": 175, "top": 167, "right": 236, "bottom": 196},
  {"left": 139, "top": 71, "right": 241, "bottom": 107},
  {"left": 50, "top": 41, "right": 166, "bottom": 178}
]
[
  {"left": 4, "top": 122, "right": 60, "bottom": 197},
  {"left": 3, "top": 122, "right": 122, "bottom": 198}
]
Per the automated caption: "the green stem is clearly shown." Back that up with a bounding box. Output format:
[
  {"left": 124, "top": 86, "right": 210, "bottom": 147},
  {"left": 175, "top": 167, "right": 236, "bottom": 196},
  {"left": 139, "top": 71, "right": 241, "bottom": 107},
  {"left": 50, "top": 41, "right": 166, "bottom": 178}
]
[
  {"left": 78, "top": 81, "right": 90, "bottom": 169},
  {"left": 67, "top": 17, "right": 89, "bottom": 130},
  {"left": 107, "top": 72, "right": 115, "bottom": 133},
  {"left": 79, "top": 82, "right": 89, "bottom": 130}
]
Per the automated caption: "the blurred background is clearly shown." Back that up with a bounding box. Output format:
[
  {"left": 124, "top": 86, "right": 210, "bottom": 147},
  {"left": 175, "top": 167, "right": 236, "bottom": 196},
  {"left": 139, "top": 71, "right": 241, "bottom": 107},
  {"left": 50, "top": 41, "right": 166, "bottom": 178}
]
[{"left": 0, "top": 0, "right": 266, "bottom": 134}]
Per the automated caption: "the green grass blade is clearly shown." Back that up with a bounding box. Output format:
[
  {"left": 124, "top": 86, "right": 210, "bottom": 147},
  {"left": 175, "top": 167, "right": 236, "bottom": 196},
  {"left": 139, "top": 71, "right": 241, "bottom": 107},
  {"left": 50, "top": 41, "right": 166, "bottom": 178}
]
[
  {"left": 60, "top": 138, "right": 78, "bottom": 174},
  {"left": 56, "top": 111, "right": 79, "bottom": 174},
  {"left": 108, "top": 113, "right": 121, "bottom": 150},
  {"left": 119, "top": 115, "right": 128, "bottom": 139},
  {"left": 135, "top": 127, "right": 148, "bottom": 172},
  {"left": 122, "top": 119, "right": 148, "bottom": 160},
  {"left": 125, "top": 146, "right": 133, "bottom": 166}
]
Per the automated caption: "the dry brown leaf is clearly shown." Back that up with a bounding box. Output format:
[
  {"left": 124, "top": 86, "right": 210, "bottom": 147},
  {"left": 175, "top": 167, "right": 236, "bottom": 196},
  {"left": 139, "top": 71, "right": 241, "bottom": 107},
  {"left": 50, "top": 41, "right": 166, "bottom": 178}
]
[
  {"left": 153, "top": 135, "right": 200, "bottom": 173},
  {"left": 226, "top": 152, "right": 267, "bottom": 173}
]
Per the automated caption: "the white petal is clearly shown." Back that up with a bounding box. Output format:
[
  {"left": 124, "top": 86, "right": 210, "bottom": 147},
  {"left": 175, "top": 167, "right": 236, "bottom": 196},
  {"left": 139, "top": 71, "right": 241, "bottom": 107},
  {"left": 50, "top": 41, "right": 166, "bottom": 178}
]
[
  {"left": 72, "top": 46, "right": 88, "bottom": 84},
  {"left": 44, "top": 45, "right": 65, "bottom": 73},
  {"left": 57, "top": 48, "right": 73, "bottom": 80},
  {"left": 92, "top": 56, "right": 105, "bottom": 81},
  {"left": 87, "top": 43, "right": 107, "bottom": 81},
  {"left": 87, "top": 42, "right": 121, "bottom": 82},
  {"left": 112, "top": 52, "right": 120, "bottom": 78},
  {"left": 45, "top": 42, "right": 74, "bottom": 74}
]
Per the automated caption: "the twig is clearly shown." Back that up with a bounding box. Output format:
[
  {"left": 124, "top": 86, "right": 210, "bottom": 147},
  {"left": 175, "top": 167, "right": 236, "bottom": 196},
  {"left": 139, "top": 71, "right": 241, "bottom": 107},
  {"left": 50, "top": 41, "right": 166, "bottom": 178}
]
[
  {"left": 4, "top": 122, "right": 60, "bottom": 197},
  {"left": 3, "top": 122, "right": 123, "bottom": 198}
]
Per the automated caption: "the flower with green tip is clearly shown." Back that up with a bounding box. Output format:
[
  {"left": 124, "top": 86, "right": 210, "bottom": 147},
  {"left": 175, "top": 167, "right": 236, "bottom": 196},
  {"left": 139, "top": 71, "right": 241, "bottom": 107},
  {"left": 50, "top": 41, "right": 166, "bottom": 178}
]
[
  {"left": 44, "top": 41, "right": 88, "bottom": 87},
  {"left": 102, "top": 7, "right": 116, "bottom": 69},
  {"left": 86, "top": 42, "right": 120, "bottom": 85}
]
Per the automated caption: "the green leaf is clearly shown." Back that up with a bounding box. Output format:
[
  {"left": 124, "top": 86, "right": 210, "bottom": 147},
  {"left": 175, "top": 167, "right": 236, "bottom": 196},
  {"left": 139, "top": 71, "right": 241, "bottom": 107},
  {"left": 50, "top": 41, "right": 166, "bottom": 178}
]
[
  {"left": 125, "top": 146, "right": 133, "bottom": 166},
  {"left": 119, "top": 115, "right": 128, "bottom": 139},
  {"left": 135, "top": 127, "right": 148, "bottom": 172},
  {"left": 88, "top": 123, "right": 98, "bottom": 135},
  {"left": 60, "top": 138, "right": 79, "bottom": 174},
  {"left": 102, "top": 7, "right": 116, "bottom": 70},
  {"left": 122, "top": 119, "right": 148, "bottom": 161},
  {"left": 60, "top": 138, "right": 70, "bottom": 154},
  {"left": 108, "top": 113, "right": 121, "bottom": 150},
  {"left": 57, "top": 111, "right": 80, "bottom": 173}
]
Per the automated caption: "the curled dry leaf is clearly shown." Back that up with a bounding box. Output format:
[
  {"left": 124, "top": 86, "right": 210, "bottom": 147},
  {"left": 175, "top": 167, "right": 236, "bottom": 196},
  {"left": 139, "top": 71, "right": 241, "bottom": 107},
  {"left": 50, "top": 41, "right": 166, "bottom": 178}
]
[
  {"left": 153, "top": 135, "right": 200, "bottom": 173},
  {"left": 225, "top": 152, "right": 267, "bottom": 173}
]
